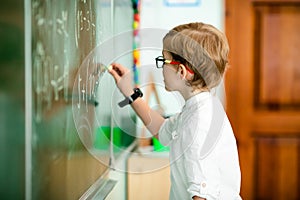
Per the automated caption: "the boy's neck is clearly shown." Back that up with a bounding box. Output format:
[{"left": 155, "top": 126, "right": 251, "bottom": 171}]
[{"left": 181, "top": 87, "right": 209, "bottom": 101}]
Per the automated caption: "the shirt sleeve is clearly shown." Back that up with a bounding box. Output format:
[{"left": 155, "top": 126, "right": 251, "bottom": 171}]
[
  {"left": 182, "top": 118, "right": 220, "bottom": 199},
  {"left": 158, "top": 113, "right": 179, "bottom": 146}
]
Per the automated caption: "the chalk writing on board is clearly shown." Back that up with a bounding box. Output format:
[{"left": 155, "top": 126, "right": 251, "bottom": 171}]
[
  {"left": 76, "top": 57, "right": 104, "bottom": 111},
  {"left": 33, "top": 40, "right": 69, "bottom": 121},
  {"left": 75, "top": 5, "right": 96, "bottom": 48},
  {"left": 32, "top": 2, "right": 69, "bottom": 121},
  {"left": 32, "top": 0, "right": 101, "bottom": 122},
  {"left": 56, "top": 11, "right": 69, "bottom": 37}
]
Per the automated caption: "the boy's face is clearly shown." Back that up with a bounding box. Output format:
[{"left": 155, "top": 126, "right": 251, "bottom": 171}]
[{"left": 162, "top": 50, "right": 181, "bottom": 92}]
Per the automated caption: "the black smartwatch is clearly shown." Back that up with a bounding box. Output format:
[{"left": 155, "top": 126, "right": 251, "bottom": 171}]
[{"left": 118, "top": 88, "right": 143, "bottom": 107}]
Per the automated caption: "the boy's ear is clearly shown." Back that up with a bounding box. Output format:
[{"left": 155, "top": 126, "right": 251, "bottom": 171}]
[
  {"left": 178, "top": 64, "right": 187, "bottom": 79},
  {"left": 179, "top": 64, "right": 194, "bottom": 80}
]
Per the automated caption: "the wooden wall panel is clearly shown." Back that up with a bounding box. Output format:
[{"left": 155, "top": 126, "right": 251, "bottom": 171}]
[
  {"left": 255, "top": 136, "right": 300, "bottom": 199},
  {"left": 254, "top": 4, "right": 300, "bottom": 110},
  {"left": 127, "top": 155, "right": 171, "bottom": 200},
  {"left": 225, "top": 0, "right": 300, "bottom": 199}
]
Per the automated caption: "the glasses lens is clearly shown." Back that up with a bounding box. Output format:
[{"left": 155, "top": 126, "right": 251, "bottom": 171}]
[{"left": 155, "top": 56, "right": 164, "bottom": 68}]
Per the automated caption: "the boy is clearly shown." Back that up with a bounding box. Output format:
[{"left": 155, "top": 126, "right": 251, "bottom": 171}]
[{"left": 108, "top": 22, "right": 241, "bottom": 200}]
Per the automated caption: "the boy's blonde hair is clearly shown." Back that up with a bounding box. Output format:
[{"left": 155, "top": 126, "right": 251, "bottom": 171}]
[{"left": 163, "top": 22, "right": 229, "bottom": 90}]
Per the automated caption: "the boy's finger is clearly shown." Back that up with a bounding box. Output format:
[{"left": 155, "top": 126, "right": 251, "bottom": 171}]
[
  {"left": 111, "top": 63, "right": 128, "bottom": 76},
  {"left": 108, "top": 68, "right": 121, "bottom": 83}
]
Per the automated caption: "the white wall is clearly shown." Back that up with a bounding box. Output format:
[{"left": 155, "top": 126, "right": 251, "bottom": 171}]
[
  {"left": 141, "top": 0, "right": 224, "bottom": 30},
  {"left": 138, "top": 0, "right": 225, "bottom": 119}
]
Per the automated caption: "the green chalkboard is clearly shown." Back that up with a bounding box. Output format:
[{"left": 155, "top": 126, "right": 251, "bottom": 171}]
[{"left": 30, "top": 0, "right": 134, "bottom": 199}]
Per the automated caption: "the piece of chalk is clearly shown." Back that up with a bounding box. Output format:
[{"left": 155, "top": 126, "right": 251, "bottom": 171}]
[{"left": 107, "top": 65, "right": 113, "bottom": 71}]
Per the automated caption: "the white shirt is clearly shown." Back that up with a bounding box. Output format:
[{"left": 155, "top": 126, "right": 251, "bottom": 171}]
[{"left": 159, "top": 92, "right": 242, "bottom": 200}]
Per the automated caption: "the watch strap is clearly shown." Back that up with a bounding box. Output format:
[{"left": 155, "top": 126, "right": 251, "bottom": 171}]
[
  {"left": 118, "top": 97, "right": 132, "bottom": 107},
  {"left": 118, "top": 88, "right": 143, "bottom": 108}
]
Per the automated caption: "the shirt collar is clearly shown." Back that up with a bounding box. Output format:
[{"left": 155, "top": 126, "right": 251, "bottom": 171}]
[{"left": 184, "top": 91, "right": 211, "bottom": 109}]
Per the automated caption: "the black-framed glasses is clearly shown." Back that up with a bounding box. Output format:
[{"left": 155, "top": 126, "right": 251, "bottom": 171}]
[
  {"left": 155, "top": 56, "right": 180, "bottom": 68},
  {"left": 155, "top": 56, "right": 194, "bottom": 74}
]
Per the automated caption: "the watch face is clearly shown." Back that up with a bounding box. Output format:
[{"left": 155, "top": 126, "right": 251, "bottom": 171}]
[{"left": 134, "top": 88, "right": 143, "bottom": 97}]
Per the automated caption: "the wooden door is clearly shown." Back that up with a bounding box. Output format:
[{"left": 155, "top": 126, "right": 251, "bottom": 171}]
[{"left": 225, "top": 0, "right": 300, "bottom": 199}]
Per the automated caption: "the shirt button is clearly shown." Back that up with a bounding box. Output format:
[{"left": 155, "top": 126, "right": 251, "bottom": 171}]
[
  {"left": 201, "top": 182, "right": 206, "bottom": 188},
  {"left": 171, "top": 132, "right": 178, "bottom": 139}
]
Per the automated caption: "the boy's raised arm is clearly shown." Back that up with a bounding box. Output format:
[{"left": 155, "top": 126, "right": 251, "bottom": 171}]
[{"left": 108, "top": 63, "right": 165, "bottom": 138}]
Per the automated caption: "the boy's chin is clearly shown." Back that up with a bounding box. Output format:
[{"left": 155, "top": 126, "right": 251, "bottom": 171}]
[{"left": 165, "top": 86, "right": 172, "bottom": 92}]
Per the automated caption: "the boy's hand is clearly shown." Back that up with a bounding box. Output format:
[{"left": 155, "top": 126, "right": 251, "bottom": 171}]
[
  {"left": 193, "top": 196, "right": 206, "bottom": 200},
  {"left": 108, "top": 63, "right": 134, "bottom": 97}
]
